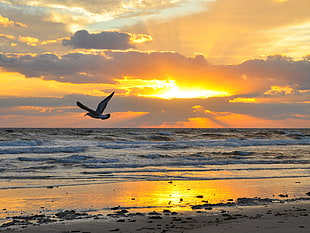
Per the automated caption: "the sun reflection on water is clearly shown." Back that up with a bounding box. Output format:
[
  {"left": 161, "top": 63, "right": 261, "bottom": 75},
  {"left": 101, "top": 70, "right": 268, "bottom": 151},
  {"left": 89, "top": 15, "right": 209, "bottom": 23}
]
[{"left": 0, "top": 178, "right": 309, "bottom": 222}]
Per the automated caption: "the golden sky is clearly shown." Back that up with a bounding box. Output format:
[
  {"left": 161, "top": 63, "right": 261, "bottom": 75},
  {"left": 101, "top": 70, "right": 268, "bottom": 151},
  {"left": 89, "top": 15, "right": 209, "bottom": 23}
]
[{"left": 0, "top": 0, "right": 309, "bottom": 127}]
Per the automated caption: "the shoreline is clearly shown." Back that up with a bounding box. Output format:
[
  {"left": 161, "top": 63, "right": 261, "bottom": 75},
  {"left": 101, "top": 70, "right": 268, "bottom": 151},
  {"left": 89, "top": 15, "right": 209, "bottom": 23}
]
[
  {"left": 1, "top": 178, "right": 309, "bottom": 232},
  {"left": 0, "top": 199, "right": 309, "bottom": 233},
  {"left": 1, "top": 178, "right": 309, "bottom": 209}
]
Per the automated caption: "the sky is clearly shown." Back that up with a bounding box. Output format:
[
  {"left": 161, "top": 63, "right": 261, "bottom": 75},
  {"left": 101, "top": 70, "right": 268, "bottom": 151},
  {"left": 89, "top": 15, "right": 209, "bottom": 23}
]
[{"left": 0, "top": 0, "right": 309, "bottom": 128}]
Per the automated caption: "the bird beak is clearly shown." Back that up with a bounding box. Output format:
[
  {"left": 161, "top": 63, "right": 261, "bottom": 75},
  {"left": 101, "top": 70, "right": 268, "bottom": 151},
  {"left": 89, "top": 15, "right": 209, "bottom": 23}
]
[{"left": 84, "top": 113, "right": 88, "bottom": 116}]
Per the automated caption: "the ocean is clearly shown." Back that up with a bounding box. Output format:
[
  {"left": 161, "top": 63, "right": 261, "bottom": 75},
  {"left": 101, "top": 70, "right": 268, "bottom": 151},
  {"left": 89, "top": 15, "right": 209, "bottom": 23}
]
[
  {"left": 0, "top": 128, "right": 309, "bottom": 224},
  {"left": 0, "top": 128, "right": 309, "bottom": 189}
]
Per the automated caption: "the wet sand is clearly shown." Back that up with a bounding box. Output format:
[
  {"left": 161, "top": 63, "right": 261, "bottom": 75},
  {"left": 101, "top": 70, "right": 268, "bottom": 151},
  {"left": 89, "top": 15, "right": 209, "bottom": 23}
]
[
  {"left": 0, "top": 201, "right": 309, "bottom": 233},
  {"left": 0, "top": 179, "right": 309, "bottom": 232}
]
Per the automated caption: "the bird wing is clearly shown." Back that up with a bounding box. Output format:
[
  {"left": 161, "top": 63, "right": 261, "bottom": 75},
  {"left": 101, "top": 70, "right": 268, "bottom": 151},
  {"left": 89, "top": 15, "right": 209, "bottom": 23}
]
[
  {"left": 96, "top": 92, "right": 115, "bottom": 114},
  {"left": 76, "top": 101, "right": 97, "bottom": 115}
]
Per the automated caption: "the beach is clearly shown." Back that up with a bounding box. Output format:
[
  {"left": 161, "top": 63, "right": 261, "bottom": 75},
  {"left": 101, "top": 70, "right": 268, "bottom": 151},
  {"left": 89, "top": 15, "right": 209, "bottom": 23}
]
[
  {"left": 0, "top": 128, "right": 309, "bottom": 232},
  {"left": 2, "top": 203, "right": 310, "bottom": 233},
  {"left": 0, "top": 179, "right": 309, "bottom": 232},
  {"left": 0, "top": 191, "right": 309, "bottom": 233}
]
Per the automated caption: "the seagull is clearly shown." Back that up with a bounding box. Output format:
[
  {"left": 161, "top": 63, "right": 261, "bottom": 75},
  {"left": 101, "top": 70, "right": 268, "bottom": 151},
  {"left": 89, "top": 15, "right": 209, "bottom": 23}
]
[{"left": 77, "top": 92, "right": 115, "bottom": 120}]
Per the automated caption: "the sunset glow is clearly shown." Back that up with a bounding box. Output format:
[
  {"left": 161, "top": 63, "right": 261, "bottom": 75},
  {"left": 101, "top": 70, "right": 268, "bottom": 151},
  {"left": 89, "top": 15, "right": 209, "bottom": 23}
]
[
  {"left": 0, "top": 179, "right": 292, "bottom": 219},
  {"left": 148, "top": 81, "right": 230, "bottom": 99},
  {"left": 0, "top": 0, "right": 309, "bottom": 127}
]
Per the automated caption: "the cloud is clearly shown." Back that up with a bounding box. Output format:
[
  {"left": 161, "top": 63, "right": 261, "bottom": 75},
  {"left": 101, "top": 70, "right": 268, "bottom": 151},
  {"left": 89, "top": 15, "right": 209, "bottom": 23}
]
[
  {"left": 124, "top": 0, "right": 310, "bottom": 64},
  {"left": 8, "top": 0, "right": 181, "bottom": 17},
  {"left": 264, "top": 85, "right": 297, "bottom": 96},
  {"left": 62, "top": 30, "right": 151, "bottom": 50},
  {"left": 0, "top": 0, "right": 181, "bottom": 37},
  {"left": 0, "top": 2, "right": 72, "bottom": 54},
  {"left": 1, "top": 52, "right": 310, "bottom": 97},
  {"left": 0, "top": 93, "right": 309, "bottom": 128},
  {"left": 238, "top": 55, "right": 310, "bottom": 89},
  {"left": 0, "top": 51, "right": 209, "bottom": 84},
  {"left": 0, "top": 14, "right": 27, "bottom": 27},
  {"left": 0, "top": 53, "right": 115, "bottom": 84},
  {"left": 62, "top": 30, "right": 132, "bottom": 49},
  {"left": 0, "top": 33, "right": 50, "bottom": 47},
  {"left": 0, "top": 33, "right": 15, "bottom": 40}
]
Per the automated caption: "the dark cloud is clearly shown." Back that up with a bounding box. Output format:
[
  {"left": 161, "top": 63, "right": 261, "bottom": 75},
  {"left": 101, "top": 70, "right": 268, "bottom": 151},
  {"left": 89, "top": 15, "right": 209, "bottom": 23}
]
[
  {"left": 62, "top": 30, "right": 135, "bottom": 50},
  {"left": 0, "top": 94, "right": 309, "bottom": 127},
  {"left": 0, "top": 51, "right": 208, "bottom": 84},
  {"left": 1, "top": 52, "right": 310, "bottom": 94},
  {"left": 0, "top": 53, "right": 115, "bottom": 84},
  {"left": 238, "top": 55, "right": 310, "bottom": 89}
]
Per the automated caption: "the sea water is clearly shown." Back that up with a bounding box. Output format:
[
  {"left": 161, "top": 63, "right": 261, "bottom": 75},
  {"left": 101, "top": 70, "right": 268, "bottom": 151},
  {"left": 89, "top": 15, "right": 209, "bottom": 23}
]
[
  {"left": 0, "top": 128, "right": 309, "bottom": 189},
  {"left": 0, "top": 128, "right": 310, "bottom": 225}
]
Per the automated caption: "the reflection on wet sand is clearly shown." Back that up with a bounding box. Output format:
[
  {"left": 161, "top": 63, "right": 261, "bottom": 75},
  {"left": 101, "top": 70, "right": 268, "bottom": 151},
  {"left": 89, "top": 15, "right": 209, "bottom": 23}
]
[{"left": 1, "top": 177, "right": 309, "bottom": 223}]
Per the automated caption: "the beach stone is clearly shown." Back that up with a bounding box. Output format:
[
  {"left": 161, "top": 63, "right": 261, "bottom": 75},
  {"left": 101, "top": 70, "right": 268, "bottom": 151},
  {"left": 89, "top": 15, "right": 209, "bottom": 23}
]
[
  {"left": 116, "top": 209, "right": 128, "bottom": 214},
  {"left": 148, "top": 211, "right": 161, "bottom": 215},
  {"left": 55, "top": 210, "right": 88, "bottom": 220},
  {"left": 279, "top": 194, "right": 288, "bottom": 198},
  {"left": 149, "top": 216, "right": 162, "bottom": 219},
  {"left": 127, "top": 212, "right": 145, "bottom": 217},
  {"left": 236, "top": 197, "right": 274, "bottom": 205},
  {"left": 110, "top": 206, "right": 121, "bottom": 210},
  {"left": 110, "top": 228, "right": 120, "bottom": 232}
]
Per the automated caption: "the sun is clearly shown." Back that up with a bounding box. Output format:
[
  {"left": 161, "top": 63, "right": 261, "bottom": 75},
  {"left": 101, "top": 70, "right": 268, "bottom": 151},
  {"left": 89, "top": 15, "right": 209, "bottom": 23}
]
[
  {"left": 156, "top": 85, "right": 229, "bottom": 99},
  {"left": 147, "top": 80, "right": 230, "bottom": 99},
  {"left": 116, "top": 77, "right": 230, "bottom": 99}
]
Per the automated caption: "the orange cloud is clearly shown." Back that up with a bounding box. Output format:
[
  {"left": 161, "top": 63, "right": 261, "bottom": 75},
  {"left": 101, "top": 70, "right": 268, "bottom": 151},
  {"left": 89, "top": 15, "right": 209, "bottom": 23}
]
[
  {"left": 41, "top": 37, "right": 70, "bottom": 45},
  {"left": 264, "top": 85, "right": 296, "bottom": 95},
  {"left": 149, "top": 112, "right": 310, "bottom": 128},
  {"left": 129, "top": 33, "right": 153, "bottom": 44},
  {"left": 0, "top": 69, "right": 115, "bottom": 97},
  {"left": 0, "top": 33, "right": 42, "bottom": 47},
  {"left": 0, "top": 109, "right": 149, "bottom": 128},
  {"left": 1, "top": 52, "right": 310, "bottom": 101},
  {"left": 16, "top": 106, "right": 74, "bottom": 114},
  {"left": 0, "top": 15, "right": 27, "bottom": 27},
  {"left": 229, "top": 98, "right": 257, "bottom": 103},
  {"left": 0, "top": 33, "right": 15, "bottom": 40},
  {"left": 18, "top": 36, "right": 40, "bottom": 46}
]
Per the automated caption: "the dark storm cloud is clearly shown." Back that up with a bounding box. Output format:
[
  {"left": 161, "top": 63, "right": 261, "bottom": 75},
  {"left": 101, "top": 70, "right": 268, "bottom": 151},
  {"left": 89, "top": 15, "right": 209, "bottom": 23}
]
[{"left": 62, "top": 30, "right": 135, "bottom": 50}]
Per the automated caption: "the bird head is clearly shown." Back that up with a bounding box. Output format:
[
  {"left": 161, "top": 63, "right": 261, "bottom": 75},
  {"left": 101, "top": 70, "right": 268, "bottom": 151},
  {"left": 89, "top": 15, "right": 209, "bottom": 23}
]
[{"left": 101, "top": 114, "right": 111, "bottom": 120}]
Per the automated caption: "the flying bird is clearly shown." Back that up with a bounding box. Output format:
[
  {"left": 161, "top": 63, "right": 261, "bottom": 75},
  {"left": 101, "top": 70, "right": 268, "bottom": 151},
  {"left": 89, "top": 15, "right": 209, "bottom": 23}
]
[{"left": 77, "top": 92, "right": 115, "bottom": 120}]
